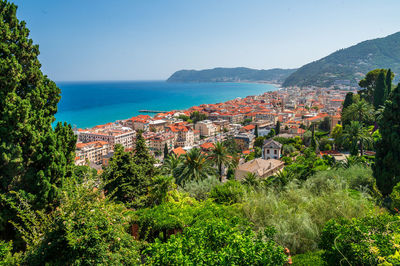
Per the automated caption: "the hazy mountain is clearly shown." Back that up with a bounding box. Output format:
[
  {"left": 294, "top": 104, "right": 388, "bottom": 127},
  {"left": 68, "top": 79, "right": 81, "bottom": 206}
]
[
  {"left": 167, "top": 67, "right": 297, "bottom": 83},
  {"left": 283, "top": 32, "right": 400, "bottom": 87}
]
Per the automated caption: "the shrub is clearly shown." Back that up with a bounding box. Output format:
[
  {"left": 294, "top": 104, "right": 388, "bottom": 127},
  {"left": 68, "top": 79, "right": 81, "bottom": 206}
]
[
  {"left": 391, "top": 182, "right": 400, "bottom": 212},
  {"left": 133, "top": 197, "right": 245, "bottom": 242},
  {"left": 209, "top": 180, "right": 245, "bottom": 204},
  {"left": 320, "top": 214, "right": 400, "bottom": 265},
  {"left": 144, "top": 219, "right": 288, "bottom": 265},
  {"left": 241, "top": 167, "right": 379, "bottom": 254},
  {"left": 181, "top": 177, "right": 221, "bottom": 201},
  {"left": 292, "top": 250, "right": 326, "bottom": 266}
]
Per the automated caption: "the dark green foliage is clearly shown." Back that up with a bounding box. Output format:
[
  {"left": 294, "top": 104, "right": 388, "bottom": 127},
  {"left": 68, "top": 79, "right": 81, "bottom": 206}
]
[
  {"left": 374, "top": 71, "right": 386, "bottom": 108},
  {"left": 342, "top": 92, "right": 354, "bottom": 110},
  {"left": 190, "top": 111, "right": 207, "bottom": 123},
  {"left": 209, "top": 180, "right": 245, "bottom": 205},
  {"left": 102, "top": 144, "right": 150, "bottom": 208},
  {"left": 163, "top": 143, "right": 168, "bottom": 158},
  {"left": 222, "top": 137, "right": 241, "bottom": 154},
  {"left": 167, "top": 67, "right": 296, "bottom": 83},
  {"left": 359, "top": 69, "right": 391, "bottom": 103},
  {"left": 0, "top": 0, "right": 76, "bottom": 241},
  {"left": 133, "top": 131, "right": 156, "bottom": 177},
  {"left": 254, "top": 124, "right": 259, "bottom": 137},
  {"left": 0, "top": 240, "right": 19, "bottom": 265},
  {"left": 144, "top": 219, "right": 287, "bottom": 265},
  {"left": 320, "top": 214, "right": 400, "bottom": 266},
  {"left": 318, "top": 117, "right": 331, "bottom": 132},
  {"left": 283, "top": 32, "right": 400, "bottom": 87},
  {"left": 275, "top": 121, "right": 281, "bottom": 135},
  {"left": 266, "top": 128, "right": 276, "bottom": 139},
  {"left": 374, "top": 83, "right": 400, "bottom": 196},
  {"left": 341, "top": 121, "right": 372, "bottom": 156},
  {"left": 385, "top": 68, "right": 393, "bottom": 98},
  {"left": 254, "top": 136, "right": 266, "bottom": 149},
  {"left": 390, "top": 182, "right": 400, "bottom": 212}
]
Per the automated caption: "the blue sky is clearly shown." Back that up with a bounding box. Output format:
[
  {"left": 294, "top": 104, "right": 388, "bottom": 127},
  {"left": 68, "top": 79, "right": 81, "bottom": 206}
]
[{"left": 13, "top": 0, "right": 400, "bottom": 81}]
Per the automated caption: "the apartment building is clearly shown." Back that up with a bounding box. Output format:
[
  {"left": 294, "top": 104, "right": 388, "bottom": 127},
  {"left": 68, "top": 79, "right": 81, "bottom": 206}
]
[
  {"left": 166, "top": 123, "right": 195, "bottom": 148},
  {"left": 75, "top": 141, "right": 111, "bottom": 165},
  {"left": 77, "top": 125, "right": 136, "bottom": 149},
  {"left": 234, "top": 133, "right": 255, "bottom": 151},
  {"left": 194, "top": 120, "right": 217, "bottom": 137},
  {"left": 148, "top": 132, "right": 175, "bottom": 152}
]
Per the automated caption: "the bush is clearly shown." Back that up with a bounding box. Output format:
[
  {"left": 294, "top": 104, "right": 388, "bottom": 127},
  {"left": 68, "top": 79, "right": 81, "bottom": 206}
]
[
  {"left": 292, "top": 250, "right": 326, "bottom": 266},
  {"left": 241, "top": 167, "right": 379, "bottom": 254},
  {"left": 133, "top": 197, "right": 245, "bottom": 242},
  {"left": 144, "top": 219, "right": 288, "bottom": 265},
  {"left": 181, "top": 177, "right": 221, "bottom": 201},
  {"left": 391, "top": 182, "right": 400, "bottom": 212},
  {"left": 0, "top": 241, "right": 20, "bottom": 265},
  {"left": 320, "top": 214, "right": 400, "bottom": 265},
  {"left": 209, "top": 180, "right": 245, "bottom": 204}
]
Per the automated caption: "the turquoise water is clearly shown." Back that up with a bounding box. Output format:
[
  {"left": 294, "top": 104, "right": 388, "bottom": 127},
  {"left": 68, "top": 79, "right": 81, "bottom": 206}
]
[{"left": 55, "top": 81, "right": 277, "bottom": 128}]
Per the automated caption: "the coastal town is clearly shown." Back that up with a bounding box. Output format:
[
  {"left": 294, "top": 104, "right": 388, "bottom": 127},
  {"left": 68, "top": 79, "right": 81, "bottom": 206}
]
[{"left": 74, "top": 85, "right": 353, "bottom": 178}]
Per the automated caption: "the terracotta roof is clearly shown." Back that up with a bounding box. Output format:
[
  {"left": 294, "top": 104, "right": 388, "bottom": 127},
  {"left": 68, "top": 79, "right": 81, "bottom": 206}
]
[
  {"left": 200, "top": 142, "right": 214, "bottom": 150},
  {"left": 172, "top": 147, "right": 186, "bottom": 156}
]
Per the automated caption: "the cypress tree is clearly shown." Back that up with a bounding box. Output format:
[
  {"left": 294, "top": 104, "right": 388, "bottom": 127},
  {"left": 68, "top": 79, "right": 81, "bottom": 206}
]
[
  {"left": 275, "top": 121, "right": 281, "bottom": 135},
  {"left": 254, "top": 125, "right": 259, "bottom": 138},
  {"left": 0, "top": 1, "right": 76, "bottom": 240},
  {"left": 163, "top": 143, "right": 169, "bottom": 158},
  {"left": 342, "top": 92, "right": 354, "bottom": 110},
  {"left": 373, "top": 71, "right": 386, "bottom": 109},
  {"left": 385, "top": 69, "right": 392, "bottom": 100},
  {"left": 374, "top": 83, "right": 400, "bottom": 197}
]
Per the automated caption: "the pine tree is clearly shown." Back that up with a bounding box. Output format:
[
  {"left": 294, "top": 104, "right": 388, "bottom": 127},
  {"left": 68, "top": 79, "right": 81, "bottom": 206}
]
[
  {"left": 133, "top": 131, "right": 156, "bottom": 177},
  {"left": 163, "top": 143, "right": 169, "bottom": 158},
  {"left": 342, "top": 92, "right": 354, "bottom": 110},
  {"left": 373, "top": 71, "right": 386, "bottom": 109},
  {"left": 0, "top": 1, "right": 76, "bottom": 239},
  {"left": 102, "top": 144, "right": 150, "bottom": 207},
  {"left": 374, "top": 83, "right": 400, "bottom": 197}
]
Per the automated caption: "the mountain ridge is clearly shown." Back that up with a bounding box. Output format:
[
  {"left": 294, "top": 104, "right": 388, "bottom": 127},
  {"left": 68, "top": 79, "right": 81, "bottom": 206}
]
[{"left": 167, "top": 67, "right": 297, "bottom": 83}]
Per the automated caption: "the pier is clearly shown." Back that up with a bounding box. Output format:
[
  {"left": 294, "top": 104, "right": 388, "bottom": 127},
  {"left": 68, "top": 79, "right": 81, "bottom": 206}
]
[{"left": 139, "top": 110, "right": 168, "bottom": 114}]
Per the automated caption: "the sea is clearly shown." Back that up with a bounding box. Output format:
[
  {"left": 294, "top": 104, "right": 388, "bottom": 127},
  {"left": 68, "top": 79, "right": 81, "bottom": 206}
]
[{"left": 55, "top": 81, "right": 277, "bottom": 129}]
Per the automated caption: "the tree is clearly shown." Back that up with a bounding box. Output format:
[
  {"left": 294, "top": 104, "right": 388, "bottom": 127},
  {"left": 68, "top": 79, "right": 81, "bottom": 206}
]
[
  {"left": 208, "top": 142, "right": 232, "bottom": 182},
  {"left": 342, "top": 92, "right": 355, "bottom": 110},
  {"left": 341, "top": 121, "right": 372, "bottom": 156},
  {"left": 331, "top": 124, "right": 343, "bottom": 149},
  {"left": 133, "top": 131, "right": 156, "bottom": 177},
  {"left": 358, "top": 69, "right": 393, "bottom": 104},
  {"left": 254, "top": 125, "right": 259, "bottom": 137},
  {"left": 161, "top": 153, "right": 183, "bottom": 176},
  {"left": 385, "top": 69, "right": 393, "bottom": 99},
  {"left": 342, "top": 99, "right": 374, "bottom": 125},
  {"left": 102, "top": 144, "right": 150, "bottom": 208},
  {"left": 275, "top": 121, "right": 281, "bottom": 135},
  {"left": 373, "top": 71, "right": 386, "bottom": 109},
  {"left": 254, "top": 136, "right": 266, "bottom": 149},
  {"left": 163, "top": 143, "right": 169, "bottom": 158},
  {"left": 0, "top": 1, "right": 76, "bottom": 241},
  {"left": 266, "top": 128, "right": 276, "bottom": 139},
  {"left": 175, "top": 148, "right": 215, "bottom": 185},
  {"left": 374, "top": 83, "right": 400, "bottom": 197}
]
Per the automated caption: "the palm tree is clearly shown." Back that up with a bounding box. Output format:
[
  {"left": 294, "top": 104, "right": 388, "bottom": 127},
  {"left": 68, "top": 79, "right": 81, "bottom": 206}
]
[
  {"left": 342, "top": 99, "right": 374, "bottom": 125},
  {"left": 341, "top": 121, "right": 373, "bottom": 156},
  {"left": 207, "top": 142, "right": 232, "bottom": 182},
  {"left": 161, "top": 153, "right": 183, "bottom": 176},
  {"left": 175, "top": 148, "right": 215, "bottom": 185}
]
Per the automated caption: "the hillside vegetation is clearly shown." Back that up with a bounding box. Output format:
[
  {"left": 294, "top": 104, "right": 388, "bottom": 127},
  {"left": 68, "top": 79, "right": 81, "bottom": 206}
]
[
  {"left": 167, "top": 67, "right": 296, "bottom": 83},
  {"left": 283, "top": 32, "right": 400, "bottom": 87}
]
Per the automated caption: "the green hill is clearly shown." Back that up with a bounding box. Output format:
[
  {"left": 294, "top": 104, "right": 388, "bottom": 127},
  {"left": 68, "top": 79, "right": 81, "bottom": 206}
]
[
  {"left": 167, "top": 67, "right": 296, "bottom": 83},
  {"left": 283, "top": 32, "right": 400, "bottom": 87}
]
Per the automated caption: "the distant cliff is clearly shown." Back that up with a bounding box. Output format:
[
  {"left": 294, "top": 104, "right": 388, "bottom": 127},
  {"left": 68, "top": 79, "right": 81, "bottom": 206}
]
[
  {"left": 167, "top": 67, "right": 297, "bottom": 83},
  {"left": 283, "top": 32, "right": 400, "bottom": 87}
]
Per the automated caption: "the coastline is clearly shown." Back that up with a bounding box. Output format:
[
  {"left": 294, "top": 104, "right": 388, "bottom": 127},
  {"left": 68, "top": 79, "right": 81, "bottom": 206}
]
[{"left": 55, "top": 81, "right": 278, "bottom": 129}]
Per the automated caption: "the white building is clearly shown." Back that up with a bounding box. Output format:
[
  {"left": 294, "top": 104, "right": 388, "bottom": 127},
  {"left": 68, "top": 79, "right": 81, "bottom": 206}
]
[{"left": 262, "top": 139, "right": 282, "bottom": 160}]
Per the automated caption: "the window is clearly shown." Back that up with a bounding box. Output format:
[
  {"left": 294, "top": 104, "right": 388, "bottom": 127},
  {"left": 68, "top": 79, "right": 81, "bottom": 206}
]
[
  {"left": 267, "top": 149, "right": 270, "bottom": 154},
  {"left": 274, "top": 150, "right": 277, "bottom": 154}
]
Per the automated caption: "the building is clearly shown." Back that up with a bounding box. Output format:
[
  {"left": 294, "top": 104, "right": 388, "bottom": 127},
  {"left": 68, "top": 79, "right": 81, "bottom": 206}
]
[
  {"left": 75, "top": 141, "right": 111, "bottom": 165},
  {"left": 77, "top": 125, "right": 136, "bottom": 149},
  {"left": 262, "top": 139, "right": 282, "bottom": 160},
  {"left": 235, "top": 158, "right": 284, "bottom": 180},
  {"left": 149, "top": 119, "right": 167, "bottom": 132},
  {"left": 148, "top": 132, "right": 175, "bottom": 152},
  {"left": 194, "top": 120, "right": 217, "bottom": 137},
  {"left": 166, "top": 123, "right": 195, "bottom": 148},
  {"left": 234, "top": 133, "right": 255, "bottom": 151}
]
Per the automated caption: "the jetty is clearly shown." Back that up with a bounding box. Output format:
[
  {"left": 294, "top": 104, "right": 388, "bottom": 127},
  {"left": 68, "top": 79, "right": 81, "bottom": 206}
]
[{"left": 139, "top": 110, "right": 168, "bottom": 114}]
